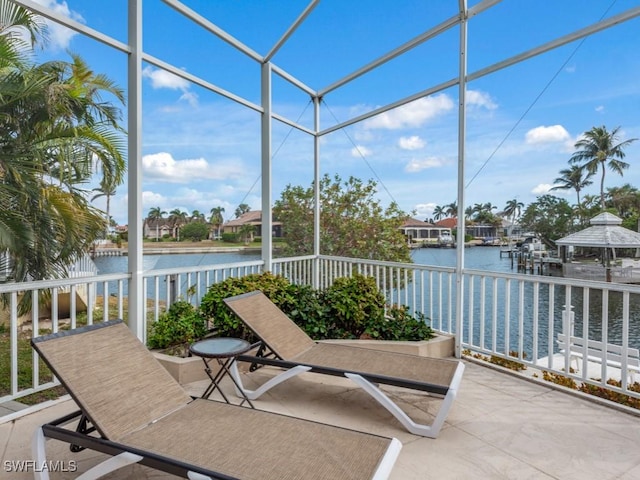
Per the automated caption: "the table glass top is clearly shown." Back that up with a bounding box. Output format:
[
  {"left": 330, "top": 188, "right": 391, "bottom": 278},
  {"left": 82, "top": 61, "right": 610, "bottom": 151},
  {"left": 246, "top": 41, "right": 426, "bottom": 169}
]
[{"left": 189, "top": 337, "right": 252, "bottom": 358}]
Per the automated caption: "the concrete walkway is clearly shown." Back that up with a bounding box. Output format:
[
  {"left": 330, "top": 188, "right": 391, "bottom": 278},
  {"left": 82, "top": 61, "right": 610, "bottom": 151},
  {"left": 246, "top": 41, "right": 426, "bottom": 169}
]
[{"left": 2, "top": 360, "right": 640, "bottom": 479}]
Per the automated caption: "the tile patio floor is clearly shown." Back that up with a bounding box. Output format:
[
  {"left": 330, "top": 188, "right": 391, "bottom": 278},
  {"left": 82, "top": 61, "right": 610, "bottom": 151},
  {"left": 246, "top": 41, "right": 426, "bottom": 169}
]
[{"left": 2, "top": 360, "right": 640, "bottom": 479}]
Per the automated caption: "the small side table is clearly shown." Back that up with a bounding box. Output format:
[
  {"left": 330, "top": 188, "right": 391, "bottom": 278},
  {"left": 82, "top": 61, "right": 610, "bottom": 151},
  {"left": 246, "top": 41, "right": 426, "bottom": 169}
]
[{"left": 189, "top": 337, "right": 254, "bottom": 408}]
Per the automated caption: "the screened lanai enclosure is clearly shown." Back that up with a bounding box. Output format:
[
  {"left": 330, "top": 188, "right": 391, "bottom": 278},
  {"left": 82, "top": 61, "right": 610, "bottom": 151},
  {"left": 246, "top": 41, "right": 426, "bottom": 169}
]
[{"left": 2, "top": 0, "right": 640, "bottom": 404}]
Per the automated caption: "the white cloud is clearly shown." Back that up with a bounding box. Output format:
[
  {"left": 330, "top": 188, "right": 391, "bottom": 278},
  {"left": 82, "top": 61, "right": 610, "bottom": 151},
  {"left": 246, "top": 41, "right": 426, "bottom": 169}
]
[
  {"left": 364, "top": 94, "right": 454, "bottom": 130},
  {"left": 525, "top": 125, "right": 570, "bottom": 144},
  {"left": 398, "top": 136, "right": 425, "bottom": 150},
  {"left": 595, "top": 105, "right": 605, "bottom": 113},
  {"left": 142, "top": 66, "right": 199, "bottom": 105},
  {"left": 143, "top": 66, "right": 190, "bottom": 90},
  {"left": 351, "top": 145, "right": 372, "bottom": 157},
  {"left": 32, "top": 0, "right": 84, "bottom": 50},
  {"left": 405, "top": 156, "right": 446, "bottom": 173},
  {"left": 142, "top": 190, "right": 166, "bottom": 207},
  {"left": 532, "top": 183, "right": 552, "bottom": 195},
  {"left": 142, "top": 152, "right": 244, "bottom": 183},
  {"left": 466, "top": 90, "right": 498, "bottom": 110},
  {"left": 415, "top": 203, "right": 436, "bottom": 218}
]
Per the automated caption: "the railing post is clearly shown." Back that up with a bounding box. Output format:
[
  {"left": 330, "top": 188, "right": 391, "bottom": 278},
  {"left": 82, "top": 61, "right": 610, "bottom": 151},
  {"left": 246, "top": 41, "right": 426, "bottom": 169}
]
[{"left": 562, "top": 305, "right": 575, "bottom": 337}]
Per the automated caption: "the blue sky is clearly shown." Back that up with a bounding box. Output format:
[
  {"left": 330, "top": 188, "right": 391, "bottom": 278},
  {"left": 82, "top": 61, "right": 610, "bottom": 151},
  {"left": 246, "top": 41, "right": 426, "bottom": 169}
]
[{"left": 30, "top": 0, "right": 640, "bottom": 226}]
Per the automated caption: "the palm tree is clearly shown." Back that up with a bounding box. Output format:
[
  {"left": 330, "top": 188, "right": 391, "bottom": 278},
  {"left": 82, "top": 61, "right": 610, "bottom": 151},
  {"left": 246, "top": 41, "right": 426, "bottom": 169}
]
[
  {"left": 148, "top": 207, "right": 166, "bottom": 241},
  {"left": 445, "top": 202, "right": 457, "bottom": 218},
  {"left": 569, "top": 126, "right": 637, "bottom": 209},
  {"left": 209, "top": 206, "right": 225, "bottom": 239},
  {"left": 238, "top": 224, "right": 254, "bottom": 245},
  {"left": 91, "top": 179, "right": 117, "bottom": 239},
  {"left": 235, "top": 203, "right": 251, "bottom": 218},
  {"left": 550, "top": 165, "right": 593, "bottom": 207},
  {"left": 0, "top": 1, "right": 126, "bottom": 297},
  {"left": 432, "top": 205, "right": 445, "bottom": 221},
  {"left": 168, "top": 209, "right": 187, "bottom": 241},
  {"left": 605, "top": 184, "right": 640, "bottom": 219},
  {"left": 503, "top": 198, "right": 524, "bottom": 238},
  {"left": 191, "top": 209, "right": 206, "bottom": 222}
]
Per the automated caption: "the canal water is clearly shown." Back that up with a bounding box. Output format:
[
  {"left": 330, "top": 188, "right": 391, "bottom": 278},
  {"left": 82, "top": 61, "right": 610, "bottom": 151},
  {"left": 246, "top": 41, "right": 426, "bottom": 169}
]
[{"left": 93, "top": 246, "right": 640, "bottom": 353}]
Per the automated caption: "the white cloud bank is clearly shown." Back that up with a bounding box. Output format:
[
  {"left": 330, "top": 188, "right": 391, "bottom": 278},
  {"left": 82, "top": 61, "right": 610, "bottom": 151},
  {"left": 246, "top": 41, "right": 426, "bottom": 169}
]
[{"left": 143, "top": 152, "right": 244, "bottom": 183}]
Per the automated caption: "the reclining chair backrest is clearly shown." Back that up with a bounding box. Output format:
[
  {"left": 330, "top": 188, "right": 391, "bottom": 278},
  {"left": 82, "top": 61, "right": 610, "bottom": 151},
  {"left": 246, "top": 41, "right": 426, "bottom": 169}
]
[
  {"left": 224, "top": 291, "right": 316, "bottom": 360},
  {"left": 32, "top": 320, "right": 192, "bottom": 441}
]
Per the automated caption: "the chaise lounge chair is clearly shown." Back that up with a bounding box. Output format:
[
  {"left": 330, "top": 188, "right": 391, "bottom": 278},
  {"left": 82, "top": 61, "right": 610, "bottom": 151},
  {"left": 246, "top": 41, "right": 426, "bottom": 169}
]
[
  {"left": 224, "top": 291, "right": 465, "bottom": 439},
  {"left": 31, "top": 320, "right": 401, "bottom": 480}
]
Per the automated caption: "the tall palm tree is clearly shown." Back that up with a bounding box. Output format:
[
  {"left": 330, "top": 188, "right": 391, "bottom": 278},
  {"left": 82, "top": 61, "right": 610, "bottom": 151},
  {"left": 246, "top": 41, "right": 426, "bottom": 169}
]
[
  {"left": 503, "top": 198, "right": 524, "bottom": 237},
  {"left": 445, "top": 202, "right": 457, "bottom": 218},
  {"left": 569, "top": 126, "right": 637, "bottom": 209},
  {"left": 235, "top": 203, "right": 251, "bottom": 218},
  {"left": 209, "top": 206, "right": 225, "bottom": 239},
  {"left": 432, "top": 205, "right": 445, "bottom": 221},
  {"left": 0, "top": 1, "right": 126, "bottom": 298},
  {"left": 168, "top": 209, "right": 187, "bottom": 241},
  {"left": 550, "top": 165, "right": 593, "bottom": 207},
  {"left": 91, "top": 178, "right": 117, "bottom": 239},
  {"left": 148, "top": 207, "right": 166, "bottom": 241}
]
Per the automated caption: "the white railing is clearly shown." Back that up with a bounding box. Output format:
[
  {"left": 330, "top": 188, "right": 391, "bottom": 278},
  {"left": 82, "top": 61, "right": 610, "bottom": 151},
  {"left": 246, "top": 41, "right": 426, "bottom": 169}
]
[{"left": 2, "top": 254, "right": 639, "bottom": 406}]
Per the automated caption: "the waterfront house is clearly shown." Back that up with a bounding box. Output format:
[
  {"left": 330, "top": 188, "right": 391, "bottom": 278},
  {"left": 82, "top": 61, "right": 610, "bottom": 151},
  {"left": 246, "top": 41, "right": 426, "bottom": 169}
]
[
  {"left": 143, "top": 219, "right": 174, "bottom": 241},
  {"left": 400, "top": 218, "right": 452, "bottom": 245},
  {"left": 222, "top": 211, "right": 283, "bottom": 241}
]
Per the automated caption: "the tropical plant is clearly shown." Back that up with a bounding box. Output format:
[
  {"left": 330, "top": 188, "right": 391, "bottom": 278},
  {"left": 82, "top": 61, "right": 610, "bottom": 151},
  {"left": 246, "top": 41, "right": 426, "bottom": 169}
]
[
  {"left": 168, "top": 208, "right": 187, "bottom": 241},
  {"left": 234, "top": 203, "right": 251, "bottom": 218},
  {"left": 432, "top": 205, "right": 445, "bottom": 221},
  {"left": 238, "top": 224, "right": 254, "bottom": 245},
  {"left": 147, "top": 207, "right": 166, "bottom": 241},
  {"left": 199, "top": 272, "right": 433, "bottom": 342},
  {"left": 209, "top": 206, "right": 225, "bottom": 238},
  {"left": 190, "top": 209, "right": 206, "bottom": 222},
  {"left": 445, "top": 201, "right": 458, "bottom": 218},
  {"left": 180, "top": 221, "right": 210, "bottom": 242},
  {"left": 0, "top": 2, "right": 126, "bottom": 303},
  {"left": 91, "top": 178, "right": 117, "bottom": 239},
  {"left": 503, "top": 199, "right": 524, "bottom": 223},
  {"left": 569, "top": 126, "right": 637, "bottom": 209},
  {"left": 273, "top": 174, "right": 411, "bottom": 263},
  {"left": 520, "top": 195, "right": 574, "bottom": 243},
  {"left": 550, "top": 165, "right": 593, "bottom": 207},
  {"left": 147, "top": 300, "right": 207, "bottom": 356},
  {"left": 605, "top": 184, "right": 640, "bottom": 220}
]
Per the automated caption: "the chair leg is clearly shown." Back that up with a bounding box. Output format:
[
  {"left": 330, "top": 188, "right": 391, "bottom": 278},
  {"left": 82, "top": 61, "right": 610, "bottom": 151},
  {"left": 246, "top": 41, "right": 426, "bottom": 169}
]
[
  {"left": 74, "top": 452, "right": 143, "bottom": 480},
  {"left": 32, "top": 427, "right": 50, "bottom": 480},
  {"left": 229, "top": 361, "right": 311, "bottom": 400},
  {"left": 345, "top": 362, "right": 465, "bottom": 438}
]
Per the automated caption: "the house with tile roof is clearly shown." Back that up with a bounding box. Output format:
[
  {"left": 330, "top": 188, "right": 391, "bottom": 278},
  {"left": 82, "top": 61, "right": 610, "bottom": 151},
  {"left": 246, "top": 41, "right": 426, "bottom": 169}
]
[
  {"left": 400, "top": 218, "right": 453, "bottom": 245},
  {"left": 222, "top": 211, "right": 283, "bottom": 240}
]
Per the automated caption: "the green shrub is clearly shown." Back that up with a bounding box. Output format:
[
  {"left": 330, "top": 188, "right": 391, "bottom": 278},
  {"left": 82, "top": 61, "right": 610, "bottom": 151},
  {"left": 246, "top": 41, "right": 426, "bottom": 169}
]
[
  {"left": 321, "top": 273, "right": 386, "bottom": 338},
  {"left": 221, "top": 232, "right": 240, "bottom": 243},
  {"left": 147, "top": 300, "right": 207, "bottom": 355},
  {"left": 363, "top": 305, "right": 434, "bottom": 341},
  {"left": 199, "top": 271, "right": 433, "bottom": 343},
  {"left": 199, "top": 272, "right": 320, "bottom": 341}
]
